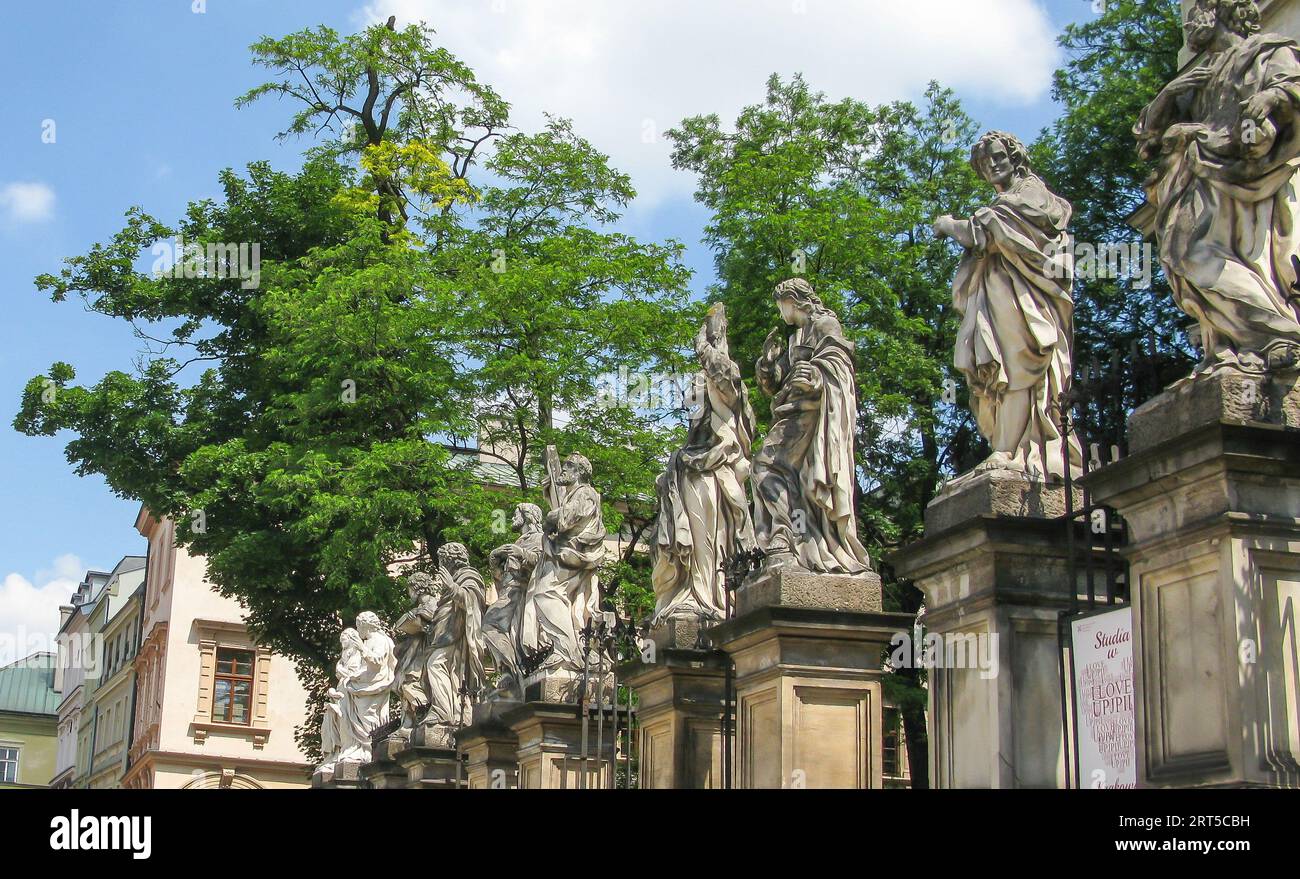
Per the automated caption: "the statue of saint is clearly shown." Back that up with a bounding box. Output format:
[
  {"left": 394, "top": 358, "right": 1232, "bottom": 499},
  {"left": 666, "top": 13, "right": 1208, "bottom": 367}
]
[
  {"left": 518, "top": 450, "right": 607, "bottom": 672},
  {"left": 751, "top": 279, "right": 871, "bottom": 575},
  {"left": 317, "top": 612, "right": 396, "bottom": 773},
  {"left": 392, "top": 543, "right": 486, "bottom": 737},
  {"left": 933, "top": 130, "right": 1083, "bottom": 480},
  {"left": 483, "top": 542, "right": 531, "bottom": 697},
  {"left": 651, "top": 304, "right": 756, "bottom": 624},
  {"left": 1135, "top": 0, "right": 1300, "bottom": 375}
]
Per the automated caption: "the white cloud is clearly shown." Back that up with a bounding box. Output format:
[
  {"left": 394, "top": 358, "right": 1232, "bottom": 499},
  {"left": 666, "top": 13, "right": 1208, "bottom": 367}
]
[
  {"left": 0, "top": 554, "right": 83, "bottom": 664},
  {"left": 0, "top": 181, "right": 56, "bottom": 223},
  {"left": 355, "top": 0, "right": 1061, "bottom": 205}
]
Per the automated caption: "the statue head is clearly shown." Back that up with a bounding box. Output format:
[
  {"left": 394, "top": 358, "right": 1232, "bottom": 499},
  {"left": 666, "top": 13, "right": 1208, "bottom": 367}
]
[
  {"left": 971, "top": 131, "right": 1031, "bottom": 191},
  {"left": 437, "top": 541, "right": 470, "bottom": 571},
  {"left": 340, "top": 627, "right": 362, "bottom": 650},
  {"left": 407, "top": 571, "right": 438, "bottom": 599},
  {"left": 1187, "top": 0, "right": 1259, "bottom": 51},
  {"left": 513, "top": 502, "right": 543, "bottom": 533},
  {"left": 356, "top": 611, "right": 382, "bottom": 638},
  {"left": 558, "top": 453, "right": 593, "bottom": 487},
  {"left": 772, "top": 278, "right": 825, "bottom": 328}
]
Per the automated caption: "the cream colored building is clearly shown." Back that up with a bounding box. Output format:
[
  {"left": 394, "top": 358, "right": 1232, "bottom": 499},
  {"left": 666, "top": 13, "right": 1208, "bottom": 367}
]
[
  {"left": 81, "top": 558, "right": 146, "bottom": 788},
  {"left": 51, "top": 569, "right": 109, "bottom": 789},
  {"left": 122, "top": 508, "right": 312, "bottom": 789}
]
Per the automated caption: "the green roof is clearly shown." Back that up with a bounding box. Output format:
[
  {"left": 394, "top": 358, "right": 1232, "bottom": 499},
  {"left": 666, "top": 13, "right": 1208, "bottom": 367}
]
[{"left": 0, "top": 653, "right": 59, "bottom": 716}]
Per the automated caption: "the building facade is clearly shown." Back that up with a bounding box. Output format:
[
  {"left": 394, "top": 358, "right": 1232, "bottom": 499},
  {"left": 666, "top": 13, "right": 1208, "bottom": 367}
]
[
  {"left": 79, "top": 558, "right": 146, "bottom": 788},
  {"left": 0, "top": 653, "right": 59, "bottom": 788},
  {"left": 51, "top": 569, "right": 108, "bottom": 789},
  {"left": 122, "top": 508, "right": 312, "bottom": 789}
]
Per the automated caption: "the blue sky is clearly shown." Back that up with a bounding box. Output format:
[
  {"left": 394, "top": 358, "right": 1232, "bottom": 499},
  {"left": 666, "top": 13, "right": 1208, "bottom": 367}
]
[{"left": 0, "top": 0, "right": 1099, "bottom": 645}]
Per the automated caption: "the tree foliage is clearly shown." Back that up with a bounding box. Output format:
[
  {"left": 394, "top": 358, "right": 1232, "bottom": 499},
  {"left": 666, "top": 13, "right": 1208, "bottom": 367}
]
[{"left": 15, "top": 20, "right": 694, "bottom": 734}]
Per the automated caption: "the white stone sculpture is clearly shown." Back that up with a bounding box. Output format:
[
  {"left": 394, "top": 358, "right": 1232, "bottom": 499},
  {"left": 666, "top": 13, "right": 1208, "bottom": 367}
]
[
  {"left": 933, "top": 130, "right": 1083, "bottom": 481},
  {"left": 481, "top": 505, "right": 543, "bottom": 697},
  {"left": 317, "top": 612, "right": 396, "bottom": 774},
  {"left": 751, "top": 279, "right": 871, "bottom": 575},
  {"left": 518, "top": 449, "right": 607, "bottom": 672},
  {"left": 392, "top": 543, "right": 486, "bottom": 743},
  {"left": 650, "top": 304, "right": 756, "bottom": 624},
  {"left": 1135, "top": 0, "right": 1300, "bottom": 376}
]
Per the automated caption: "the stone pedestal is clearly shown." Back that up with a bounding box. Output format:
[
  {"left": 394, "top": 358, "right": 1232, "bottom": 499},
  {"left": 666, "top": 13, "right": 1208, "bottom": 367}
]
[
  {"left": 890, "top": 472, "right": 1083, "bottom": 789},
  {"left": 311, "top": 761, "right": 364, "bottom": 789},
  {"left": 710, "top": 571, "right": 909, "bottom": 789},
  {"left": 359, "top": 736, "right": 466, "bottom": 789},
  {"left": 1086, "top": 369, "right": 1300, "bottom": 789},
  {"left": 503, "top": 701, "right": 617, "bottom": 789},
  {"left": 622, "top": 621, "right": 728, "bottom": 789},
  {"left": 457, "top": 702, "right": 520, "bottom": 790},
  {"left": 359, "top": 738, "right": 410, "bottom": 790}
]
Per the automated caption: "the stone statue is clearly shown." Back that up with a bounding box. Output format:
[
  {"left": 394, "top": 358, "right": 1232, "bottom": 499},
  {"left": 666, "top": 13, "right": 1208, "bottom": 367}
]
[
  {"left": 483, "top": 542, "right": 531, "bottom": 697},
  {"left": 317, "top": 612, "right": 396, "bottom": 774},
  {"left": 751, "top": 279, "right": 871, "bottom": 575},
  {"left": 392, "top": 544, "right": 486, "bottom": 742},
  {"left": 650, "top": 304, "right": 756, "bottom": 625},
  {"left": 1135, "top": 0, "right": 1300, "bottom": 375},
  {"left": 518, "top": 449, "right": 607, "bottom": 672},
  {"left": 933, "top": 130, "right": 1083, "bottom": 481}
]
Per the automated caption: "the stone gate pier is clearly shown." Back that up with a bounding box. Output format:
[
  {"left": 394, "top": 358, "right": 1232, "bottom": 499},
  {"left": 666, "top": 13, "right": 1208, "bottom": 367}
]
[
  {"left": 891, "top": 472, "right": 1081, "bottom": 789},
  {"left": 1086, "top": 369, "right": 1300, "bottom": 788}
]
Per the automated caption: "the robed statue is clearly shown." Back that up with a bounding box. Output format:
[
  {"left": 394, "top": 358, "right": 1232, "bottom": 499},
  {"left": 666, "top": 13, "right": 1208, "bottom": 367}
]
[
  {"left": 481, "top": 503, "right": 544, "bottom": 697},
  {"left": 751, "top": 279, "right": 871, "bottom": 575},
  {"left": 934, "top": 130, "right": 1083, "bottom": 480},
  {"left": 651, "top": 304, "right": 756, "bottom": 624},
  {"left": 317, "top": 612, "right": 396, "bottom": 773},
  {"left": 392, "top": 543, "right": 486, "bottom": 738},
  {"left": 518, "top": 450, "right": 607, "bottom": 672},
  {"left": 1135, "top": 0, "right": 1300, "bottom": 374}
]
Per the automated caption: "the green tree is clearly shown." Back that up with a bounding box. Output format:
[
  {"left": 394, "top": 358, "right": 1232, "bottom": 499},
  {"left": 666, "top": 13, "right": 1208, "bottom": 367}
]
[
  {"left": 1034, "top": 0, "right": 1193, "bottom": 447},
  {"left": 670, "top": 75, "right": 989, "bottom": 787},
  {"left": 15, "top": 19, "right": 693, "bottom": 755}
]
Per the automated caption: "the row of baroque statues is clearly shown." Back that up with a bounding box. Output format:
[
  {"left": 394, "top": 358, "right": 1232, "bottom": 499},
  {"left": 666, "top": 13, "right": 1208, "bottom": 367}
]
[{"left": 316, "top": 0, "right": 1300, "bottom": 775}]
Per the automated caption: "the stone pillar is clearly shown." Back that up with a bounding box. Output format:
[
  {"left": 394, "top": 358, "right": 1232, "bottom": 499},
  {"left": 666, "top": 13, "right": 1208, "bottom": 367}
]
[
  {"left": 890, "top": 471, "right": 1080, "bottom": 789},
  {"left": 359, "top": 735, "right": 465, "bottom": 789},
  {"left": 311, "top": 762, "right": 364, "bottom": 789},
  {"left": 621, "top": 625, "right": 728, "bottom": 789},
  {"left": 709, "top": 568, "right": 910, "bottom": 789},
  {"left": 359, "top": 738, "right": 409, "bottom": 790},
  {"left": 1086, "top": 369, "right": 1300, "bottom": 788},
  {"left": 503, "top": 701, "right": 616, "bottom": 790},
  {"left": 457, "top": 703, "right": 519, "bottom": 790}
]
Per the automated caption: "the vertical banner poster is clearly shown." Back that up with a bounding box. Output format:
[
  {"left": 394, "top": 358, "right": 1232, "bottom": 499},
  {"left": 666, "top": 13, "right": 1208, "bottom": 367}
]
[{"left": 1070, "top": 607, "right": 1136, "bottom": 789}]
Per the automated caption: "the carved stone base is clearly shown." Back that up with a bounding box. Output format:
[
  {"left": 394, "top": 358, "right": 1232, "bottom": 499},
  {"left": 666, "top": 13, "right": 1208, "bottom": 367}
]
[
  {"left": 521, "top": 667, "right": 615, "bottom": 704},
  {"left": 621, "top": 648, "right": 728, "bottom": 789},
  {"left": 736, "top": 566, "right": 882, "bottom": 616},
  {"left": 359, "top": 736, "right": 466, "bottom": 789},
  {"left": 1087, "top": 368, "right": 1300, "bottom": 788},
  {"left": 927, "top": 468, "right": 1081, "bottom": 534},
  {"left": 648, "top": 615, "right": 713, "bottom": 652},
  {"left": 311, "top": 761, "right": 364, "bottom": 789},
  {"left": 502, "top": 701, "right": 616, "bottom": 790},
  {"left": 1129, "top": 366, "right": 1300, "bottom": 453}
]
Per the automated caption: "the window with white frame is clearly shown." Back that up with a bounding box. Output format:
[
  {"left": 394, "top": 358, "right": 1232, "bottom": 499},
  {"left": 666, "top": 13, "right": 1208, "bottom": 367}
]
[{"left": 0, "top": 746, "right": 20, "bottom": 784}]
